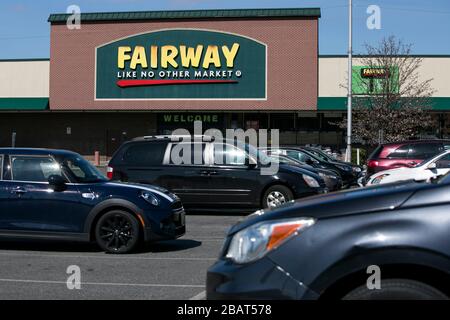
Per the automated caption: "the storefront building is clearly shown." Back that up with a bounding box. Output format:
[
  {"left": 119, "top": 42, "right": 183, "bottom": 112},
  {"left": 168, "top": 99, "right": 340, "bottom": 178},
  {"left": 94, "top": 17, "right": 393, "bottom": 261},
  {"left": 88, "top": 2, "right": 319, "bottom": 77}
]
[{"left": 0, "top": 8, "right": 449, "bottom": 157}]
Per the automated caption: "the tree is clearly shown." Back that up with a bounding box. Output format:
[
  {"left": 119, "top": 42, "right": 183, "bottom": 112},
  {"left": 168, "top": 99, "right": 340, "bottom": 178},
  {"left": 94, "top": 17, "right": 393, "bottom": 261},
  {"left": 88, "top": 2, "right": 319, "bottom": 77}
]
[{"left": 337, "top": 36, "right": 436, "bottom": 146}]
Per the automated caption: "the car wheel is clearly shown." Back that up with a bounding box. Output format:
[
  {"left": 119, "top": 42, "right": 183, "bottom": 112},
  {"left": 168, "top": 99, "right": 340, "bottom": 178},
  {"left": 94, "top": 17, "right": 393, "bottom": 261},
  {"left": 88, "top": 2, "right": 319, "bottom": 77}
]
[
  {"left": 342, "top": 279, "right": 448, "bottom": 300},
  {"left": 263, "top": 185, "right": 293, "bottom": 209},
  {"left": 95, "top": 210, "right": 140, "bottom": 254}
]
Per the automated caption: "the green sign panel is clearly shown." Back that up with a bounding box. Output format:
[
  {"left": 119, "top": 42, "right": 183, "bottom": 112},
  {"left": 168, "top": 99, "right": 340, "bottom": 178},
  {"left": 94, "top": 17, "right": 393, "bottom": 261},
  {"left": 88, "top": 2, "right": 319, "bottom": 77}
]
[
  {"left": 352, "top": 66, "right": 399, "bottom": 95},
  {"left": 95, "top": 29, "right": 267, "bottom": 99}
]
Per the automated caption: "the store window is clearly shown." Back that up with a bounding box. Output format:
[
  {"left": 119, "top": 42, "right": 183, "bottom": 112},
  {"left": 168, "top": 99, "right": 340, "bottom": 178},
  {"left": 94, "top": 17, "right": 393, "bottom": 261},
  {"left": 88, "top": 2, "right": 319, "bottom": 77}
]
[
  {"left": 244, "top": 113, "right": 268, "bottom": 130},
  {"left": 270, "top": 113, "right": 295, "bottom": 131},
  {"left": 297, "top": 113, "right": 320, "bottom": 131}
]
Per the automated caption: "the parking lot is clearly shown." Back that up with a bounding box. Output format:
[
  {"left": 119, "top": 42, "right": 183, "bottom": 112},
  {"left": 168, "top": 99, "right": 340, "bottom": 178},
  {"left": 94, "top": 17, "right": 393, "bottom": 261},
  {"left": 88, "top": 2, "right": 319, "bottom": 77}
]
[{"left": 0, "top": 215, "right": 240, "bottom": 300}]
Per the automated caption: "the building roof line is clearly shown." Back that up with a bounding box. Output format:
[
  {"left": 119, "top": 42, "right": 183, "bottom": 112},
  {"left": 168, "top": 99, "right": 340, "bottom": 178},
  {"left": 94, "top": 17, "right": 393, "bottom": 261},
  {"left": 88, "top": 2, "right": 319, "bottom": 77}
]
[
  {"left": 48, "top": 7, "right": 321, "bottom": 23},
  {"left": 0, "top": 58, "right": 50, "bottom": 62}
]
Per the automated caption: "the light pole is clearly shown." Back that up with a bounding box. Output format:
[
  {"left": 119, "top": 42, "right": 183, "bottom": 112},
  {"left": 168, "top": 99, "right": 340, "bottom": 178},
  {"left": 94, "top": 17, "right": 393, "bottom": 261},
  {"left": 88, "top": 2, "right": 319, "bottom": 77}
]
[{"left": 346, "top": 0, "right": 353, "bottom": 162}]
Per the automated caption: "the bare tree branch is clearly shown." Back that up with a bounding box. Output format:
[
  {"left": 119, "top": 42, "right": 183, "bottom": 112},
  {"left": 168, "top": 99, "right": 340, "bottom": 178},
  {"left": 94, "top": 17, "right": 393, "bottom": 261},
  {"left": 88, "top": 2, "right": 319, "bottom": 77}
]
[{"left": 335, "top": 36, "right": 436, "bottom": 145}]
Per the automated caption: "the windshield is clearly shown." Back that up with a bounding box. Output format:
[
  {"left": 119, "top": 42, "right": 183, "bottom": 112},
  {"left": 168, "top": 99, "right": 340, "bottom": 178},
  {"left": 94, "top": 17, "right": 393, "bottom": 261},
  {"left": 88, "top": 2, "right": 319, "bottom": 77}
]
[
  {"left": 419, "top": 151, "right": 449, "bottom": 167},
  {"left": 308, "top": 148, "right": 332, "bottom": 162},
  {"left": 245, "top": 143, "right": 272, "bottom": 164},
  {"left": 313, "top": 148, "right": 337, "bottom": 161},
  {"left": 61, "top": 155, "right": 107, "bottom": 183}
]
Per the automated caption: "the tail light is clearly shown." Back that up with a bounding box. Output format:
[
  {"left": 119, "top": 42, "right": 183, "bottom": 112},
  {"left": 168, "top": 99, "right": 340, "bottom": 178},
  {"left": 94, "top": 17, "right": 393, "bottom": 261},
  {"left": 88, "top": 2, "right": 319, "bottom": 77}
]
[
  {"left": 106, "top": 166, "right": 114, "bottom": 179},
  {"left": 367, "top": 160, "right": 379, "bottom": 168}
]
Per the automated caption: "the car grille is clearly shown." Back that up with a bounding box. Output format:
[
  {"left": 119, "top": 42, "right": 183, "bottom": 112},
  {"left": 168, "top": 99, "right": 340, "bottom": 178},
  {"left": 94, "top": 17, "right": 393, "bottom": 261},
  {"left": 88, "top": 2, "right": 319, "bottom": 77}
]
[{"left": 170, "top": 200, "right": 185, "bottom": 228}]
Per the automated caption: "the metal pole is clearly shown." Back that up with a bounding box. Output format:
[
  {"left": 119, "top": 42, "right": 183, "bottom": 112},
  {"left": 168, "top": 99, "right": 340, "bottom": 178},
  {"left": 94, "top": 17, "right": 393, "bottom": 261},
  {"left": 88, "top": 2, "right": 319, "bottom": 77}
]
[
  {"left": 346, "top": 0, "right": 353, "bottom": 162},
  {"left": 11, "top": 132, "right": 16, "bottom": 148}
]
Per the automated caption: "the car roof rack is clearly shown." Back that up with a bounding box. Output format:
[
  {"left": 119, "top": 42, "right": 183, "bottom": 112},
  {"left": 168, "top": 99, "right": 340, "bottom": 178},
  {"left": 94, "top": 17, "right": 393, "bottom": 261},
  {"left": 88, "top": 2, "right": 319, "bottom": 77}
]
[{"left": 136, "top": 135, "right": 216, "bottom": 142}]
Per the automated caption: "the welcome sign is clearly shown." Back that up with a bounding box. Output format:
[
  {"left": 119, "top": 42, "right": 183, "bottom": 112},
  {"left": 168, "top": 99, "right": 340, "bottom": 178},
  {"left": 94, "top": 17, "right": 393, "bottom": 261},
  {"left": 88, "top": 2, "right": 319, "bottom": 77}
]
[{"left": 95, "top": 29, "right": 267, "bottom": 100}]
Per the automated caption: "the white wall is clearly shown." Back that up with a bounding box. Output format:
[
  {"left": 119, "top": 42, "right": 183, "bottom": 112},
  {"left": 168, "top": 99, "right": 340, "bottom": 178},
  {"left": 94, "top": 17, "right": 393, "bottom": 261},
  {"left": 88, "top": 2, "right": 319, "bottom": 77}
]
[
  {"left": 0, "top": 57, "right": 448, "bottom": 99},
  {"left": 0, "top": 60, "right": 49, "bottom": 97},
  {"left": 319, "top": 56, "right": 450, "bottom": 97}
]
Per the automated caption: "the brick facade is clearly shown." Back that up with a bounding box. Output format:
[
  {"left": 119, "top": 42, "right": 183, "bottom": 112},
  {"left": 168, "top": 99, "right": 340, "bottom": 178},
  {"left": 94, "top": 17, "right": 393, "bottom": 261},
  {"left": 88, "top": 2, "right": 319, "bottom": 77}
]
[{"left": 49, "top": 18, "right": 318, "bottom": 111}]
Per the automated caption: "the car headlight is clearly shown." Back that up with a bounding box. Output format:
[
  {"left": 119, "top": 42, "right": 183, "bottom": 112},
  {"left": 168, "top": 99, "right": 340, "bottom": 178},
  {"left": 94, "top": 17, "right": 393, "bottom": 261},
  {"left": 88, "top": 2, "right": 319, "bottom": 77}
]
[
  {"left": 226, "top": 218, "right": 316, "bottom": 264},
  {"left": 353, "top": 166, "right": 362, "bottom": 173},
  {"left": 302, "top": 174, "right": 320, "bottom": 187},
  {"left": 371, "top": 174, "right": 389, "bottom": 185},
  {"left": 140, "top": 191, "right": 160, "bottom": 206}
]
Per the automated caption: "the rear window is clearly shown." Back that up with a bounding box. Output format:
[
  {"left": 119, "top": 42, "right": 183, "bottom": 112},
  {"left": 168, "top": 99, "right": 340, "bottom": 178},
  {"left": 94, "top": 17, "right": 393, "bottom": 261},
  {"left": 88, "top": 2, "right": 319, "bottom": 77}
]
[
  {"left": 368, "top": 145, "right": 383, "bottom": 159},
  {"left": 387, "top": 145, "right": 410, "bottom": 159},
  {"left": 122, "top": 142, "right": 167, "bottom": 166}
]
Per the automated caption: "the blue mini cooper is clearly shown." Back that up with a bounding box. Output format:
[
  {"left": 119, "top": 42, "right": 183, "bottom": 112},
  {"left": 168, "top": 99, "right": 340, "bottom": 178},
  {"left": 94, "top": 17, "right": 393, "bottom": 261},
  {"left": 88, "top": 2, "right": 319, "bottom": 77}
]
[{"left": 0, "top": 148, "right": 185, "bottom": 253}]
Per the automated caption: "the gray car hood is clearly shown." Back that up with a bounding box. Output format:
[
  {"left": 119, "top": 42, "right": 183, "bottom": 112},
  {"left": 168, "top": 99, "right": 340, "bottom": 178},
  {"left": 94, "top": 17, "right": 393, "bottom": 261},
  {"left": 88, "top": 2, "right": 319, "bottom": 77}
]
[{"left": 229, "top": 180, "right": 424, "bottom": 235}]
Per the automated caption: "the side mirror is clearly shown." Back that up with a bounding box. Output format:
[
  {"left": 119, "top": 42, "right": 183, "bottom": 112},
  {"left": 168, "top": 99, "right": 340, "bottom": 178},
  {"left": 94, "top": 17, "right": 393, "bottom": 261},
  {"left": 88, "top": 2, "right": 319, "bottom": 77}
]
[
  {"left": 305, "top": 158, "right": 314, "bottom": 165},
  {"left": 48, "top": 174, "right": 66, "bottom": 191},
  {"left": 427, "top": 162, "right": 437, "bottom": 170}
]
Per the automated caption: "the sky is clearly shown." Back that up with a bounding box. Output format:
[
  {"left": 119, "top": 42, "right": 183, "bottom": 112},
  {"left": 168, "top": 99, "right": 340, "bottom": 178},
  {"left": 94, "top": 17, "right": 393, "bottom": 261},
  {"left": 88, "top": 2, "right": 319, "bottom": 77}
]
[{"left": 0, "top": 0, "right": 449, "bottom": 59}]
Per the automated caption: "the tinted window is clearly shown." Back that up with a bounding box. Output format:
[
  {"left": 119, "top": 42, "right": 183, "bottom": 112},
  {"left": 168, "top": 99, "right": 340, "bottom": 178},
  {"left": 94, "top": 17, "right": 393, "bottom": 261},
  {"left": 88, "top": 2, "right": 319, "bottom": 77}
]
[
  {"left": 0, "top": 156, "right": 3, "bottom": 180},
  {"left": 368, "top": 145, "right": 383, "bottom": 159},
  {"left": 169, "top": 143, "right": 206, "bottom": 165},
  {"left": 11, "top": 156, "right": 62, "bottom": 182},
  {"left": 408, "top": 143, "right": 443, "bottom": 159},
  {"left": 387, "top": 145, "right": 410, "bottom": 159},
  {"left": 123, "top": 142, "right": 167, "bottom": 166},
  {"left": 213, "top": 144, "right": 247, "bottom": 166},
  {"left": 286, "top": 150, "right": 312, "bottom": 162},
  {"left": 434, "top": 153, "right": 450, "bottom": 169},
  {"left": 307, "top": 149, "right": 329, "bottom": 162}
]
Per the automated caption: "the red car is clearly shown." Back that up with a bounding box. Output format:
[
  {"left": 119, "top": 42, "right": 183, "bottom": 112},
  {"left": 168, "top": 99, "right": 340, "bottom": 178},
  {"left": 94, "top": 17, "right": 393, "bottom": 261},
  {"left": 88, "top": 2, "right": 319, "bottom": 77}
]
[{"left": 367, "top": 140, "right": 450, "bottom": 176}]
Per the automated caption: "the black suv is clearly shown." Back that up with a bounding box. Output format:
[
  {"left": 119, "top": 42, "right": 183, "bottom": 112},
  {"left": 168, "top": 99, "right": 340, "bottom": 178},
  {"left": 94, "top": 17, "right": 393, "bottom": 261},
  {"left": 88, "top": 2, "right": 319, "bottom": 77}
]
[
  {"left": 262, "top": 147, "right": 360, "bottom": 187},
  {"left": 108, "top": 136, "right": 327, "bottom": 213}
]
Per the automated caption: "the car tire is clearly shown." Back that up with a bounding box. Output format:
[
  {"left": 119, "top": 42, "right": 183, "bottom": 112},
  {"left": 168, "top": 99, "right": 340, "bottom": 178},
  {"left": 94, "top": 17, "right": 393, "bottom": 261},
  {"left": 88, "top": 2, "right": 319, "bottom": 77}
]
[
  {"left": 262, "top": 185, "right": 293, "bottom": 209},
  {"left": 342, "top": 279, "right": 448, "bottom": 300},
  {"left": 95, "top": 210, "right": 141, "bottom": 254}
]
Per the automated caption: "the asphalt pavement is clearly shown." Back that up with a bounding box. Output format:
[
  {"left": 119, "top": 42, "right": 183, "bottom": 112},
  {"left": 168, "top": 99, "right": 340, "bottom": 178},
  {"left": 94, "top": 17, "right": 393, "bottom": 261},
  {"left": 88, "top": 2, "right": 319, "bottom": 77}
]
[{"left": 0, "top": 215, "right": 241, "bottom": 299}]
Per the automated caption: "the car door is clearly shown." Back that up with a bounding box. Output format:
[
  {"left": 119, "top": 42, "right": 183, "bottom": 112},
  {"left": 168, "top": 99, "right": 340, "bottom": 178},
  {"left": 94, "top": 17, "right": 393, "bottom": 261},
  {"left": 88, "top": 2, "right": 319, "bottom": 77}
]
[
  {"left": 3, "top": 155, "right": 84, "bottom": 233},
  {"left": 160, "top": 142, "right": 213, "bottom": 208},
  {"left": 206, "top": 143, "right": 261, "bottom": 209}
]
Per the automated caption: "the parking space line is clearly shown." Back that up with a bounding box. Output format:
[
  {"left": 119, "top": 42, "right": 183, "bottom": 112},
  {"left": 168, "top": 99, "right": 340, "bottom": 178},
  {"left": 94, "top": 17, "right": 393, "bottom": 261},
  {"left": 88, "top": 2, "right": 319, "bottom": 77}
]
[
  {"left": 0, "top": 278, "right": 204, "bottom": 288},
  {"left": 0, "top": 252, "right": 216, "bottom": 261},
  {"left": 189, "top": 290, "right": 206, "bottom": 300}
]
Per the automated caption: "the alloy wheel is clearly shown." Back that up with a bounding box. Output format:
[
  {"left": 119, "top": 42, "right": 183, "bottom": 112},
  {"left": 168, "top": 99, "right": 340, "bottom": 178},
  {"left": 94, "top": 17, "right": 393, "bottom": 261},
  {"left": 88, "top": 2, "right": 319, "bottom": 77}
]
[
  {"left": 266, "top": 191, "right": 287, "bottom": 208},
  {"left": 98, "top": 214, "right": 135, "bottom": 252}
]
